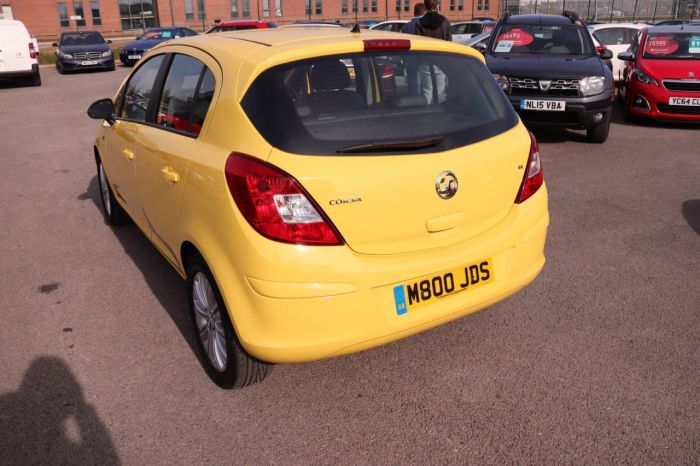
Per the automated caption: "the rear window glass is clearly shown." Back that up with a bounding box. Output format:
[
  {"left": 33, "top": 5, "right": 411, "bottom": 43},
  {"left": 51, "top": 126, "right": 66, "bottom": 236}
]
[
  {"left": 643, "top": 33, "right": 700, "bottom": 59},
  {"left": 241, "top": 52, "right": 517, "bottom": 155},
  {"left": 491, "top": 24, "right": 594, "bottom": 55}
]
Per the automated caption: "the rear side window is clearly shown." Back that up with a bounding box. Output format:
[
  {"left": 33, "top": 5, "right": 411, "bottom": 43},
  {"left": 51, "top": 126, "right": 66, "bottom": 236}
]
[
  {"left": 242, "top": 51, "right": 517, "bottom": 155},
  {"left": 120, "top": 55, "right": 165, "bottom": 121},
  {"left": 156, "top": 54, "right": 215, "bottom": 136}
]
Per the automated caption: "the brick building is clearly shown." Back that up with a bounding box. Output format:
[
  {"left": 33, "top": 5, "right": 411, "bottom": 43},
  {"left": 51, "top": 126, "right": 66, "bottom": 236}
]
[{"left": 0, "top": 0, "right": 502, "bottom": 40}]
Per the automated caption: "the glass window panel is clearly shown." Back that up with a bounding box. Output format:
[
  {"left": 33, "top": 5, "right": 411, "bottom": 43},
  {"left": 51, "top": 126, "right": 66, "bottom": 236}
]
[
  {"left": 242, "top": 0, "right": 250, "bottom": 17},
  {"left": 315, "top": 0, "right": 321, "bottom": 14},
  {"left": 185, "top": 0, "right": 194, "bottom": 21},
  {"left": 197, "top": 0, "right": 206, "bottom": 19},
  {"left": 362, "top": 0, "right": 368, "bottom": 12},
  {"left": 262, "top": 0, "right": 269, "bottom": 16},
  {"left": 371, "top": 0, "right": 377, "bottom": 12},
  {"left": 120, "top": 55, "right": 165, "bottom": 121},
  {"left": 156, "top": 54, "right": 205, "bottom": 134},
  {"left": 403, "top": 0, "right": 409, "bottom": 12},
  {"left": 274, "top": 0, "right": 282, "bottom": 16},
  {"left": 342, "top": 0, "right": 348, "bottom": 14},
  {"left": 73, "top": 2, "right": 86, "bottom": 26},
  {"left": 91, "top": 1, "right": 101, "bottom": 25},
  {"left": 191, "top": 69, "right": 215, "bottom": 136},
  {"left": 230, "top": 0, "right": 238, "bottom": 17},
  {"left": 57, "top": 3, "right": 70, "bottom": 27}
]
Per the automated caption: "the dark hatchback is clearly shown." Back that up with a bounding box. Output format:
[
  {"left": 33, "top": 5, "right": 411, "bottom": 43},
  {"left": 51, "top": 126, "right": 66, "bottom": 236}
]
[
  {"left": 53, "top": 30, "right": 114, "bottom": 73},
  {"left": 119, "top": 27, "right": 197, "bottom": 66},
  {"left": 484, "top": 13, "right": 614, "bottom": 143}
]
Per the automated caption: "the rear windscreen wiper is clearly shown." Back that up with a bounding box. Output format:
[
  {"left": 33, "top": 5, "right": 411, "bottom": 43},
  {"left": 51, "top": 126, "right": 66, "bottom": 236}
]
[{"left": 337, "top": 136, "right": 444, "bottom": 154}]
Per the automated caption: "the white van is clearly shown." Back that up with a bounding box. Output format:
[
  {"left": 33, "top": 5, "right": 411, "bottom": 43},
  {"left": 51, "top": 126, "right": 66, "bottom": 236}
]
[{"left": 0, "top": 19, "right": 41, "bottom": 86}]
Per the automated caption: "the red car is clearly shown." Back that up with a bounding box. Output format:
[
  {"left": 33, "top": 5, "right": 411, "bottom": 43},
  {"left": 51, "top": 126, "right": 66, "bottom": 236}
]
[
  {"left": 205, "top": 20, "right": 276, "bottom": 34},
  {"left": 619, "top": 25, "right": 700, "bottom": 121}
]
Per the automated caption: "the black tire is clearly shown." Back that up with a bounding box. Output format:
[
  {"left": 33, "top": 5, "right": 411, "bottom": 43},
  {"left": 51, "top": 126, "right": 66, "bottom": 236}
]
[
  {"left": 187, "top": 254, "right": 270, "bottom": 389},
  {"left": 586, "top": 115, "right": 611, "bottom": 143},
  {"left": 30, "top": 69, "right": 41, "bottom": 86},
  {"left": 56, "top": 64, "right": 64, "bottom": 75},
  {"left": 96, "top": 157, "right": 131, "bottom": 225}
]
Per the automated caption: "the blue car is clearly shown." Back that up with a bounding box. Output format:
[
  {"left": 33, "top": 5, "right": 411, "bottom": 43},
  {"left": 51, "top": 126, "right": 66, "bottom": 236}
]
[{"left": 119, "top": 27, "right": 197, "bottom": 66}]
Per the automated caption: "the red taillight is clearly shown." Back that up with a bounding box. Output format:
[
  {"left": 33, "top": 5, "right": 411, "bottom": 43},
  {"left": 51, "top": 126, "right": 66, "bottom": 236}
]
[
  {"left": 224, "top": 153, "right": 344, "bottom": 246},
  {"left": 515, "top": 132, "right": 544, "bottom": 204},
  {"left": 363, "top": 39, "right": 411, "bottom": 51},
  {"left": 28, "top": 42, "right": 37, "bottom": 59},
  {"left": 381, "top": 63, "right": 395, "bottom": 78}
]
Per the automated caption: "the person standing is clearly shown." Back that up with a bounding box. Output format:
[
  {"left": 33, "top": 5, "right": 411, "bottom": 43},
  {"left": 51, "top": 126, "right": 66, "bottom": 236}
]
[
  {"left": 416, "top": 0, "right": 452, "bottom": 41},
  {"left": 401, "top": 3, "right": 427, "bottom": 34}
]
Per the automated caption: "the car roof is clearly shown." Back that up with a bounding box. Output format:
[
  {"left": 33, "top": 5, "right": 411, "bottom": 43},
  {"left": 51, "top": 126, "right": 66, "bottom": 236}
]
[
  {"left": 644, "top": 24, "right": 700, "bottom": 34},
  {"left": 215, "top": 20, "right": 270, "bottom": 26},
  {"left": 505, "top": 14, "right": 580, "bottom": 26}
]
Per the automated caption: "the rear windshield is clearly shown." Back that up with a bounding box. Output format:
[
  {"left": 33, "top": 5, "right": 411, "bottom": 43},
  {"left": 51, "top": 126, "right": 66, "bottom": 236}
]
[
  {"left": 241, "top": 51, "right": 517, "bottom": 155},
  {"left": 643, "top": 33, "right": 700, "bottom": 60},
  {"left": 140, "top": 30, "right": 172, "bottom": 40},
  {"left": 60, "top": 31, "right": 104, "bottom": 45},
  {"left": 491, "top": 24, "right": 594, "bottom": 55}
]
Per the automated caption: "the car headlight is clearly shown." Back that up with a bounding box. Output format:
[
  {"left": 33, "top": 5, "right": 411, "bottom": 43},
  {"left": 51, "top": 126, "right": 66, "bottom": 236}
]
[
  {"left": 579, "top": 76, "right": 606, "bottom": 96},
  {"left": 61, "top": 52, "right": 74, "bottom": 59},
  {"left": 493, "top": 74, "right": 510, "bottom": 93},
  {"left": 101, "top": 50, "right": 112, "bottom": 58},
  {"left": 633, "top": 69, "right": 658, "bottom": 87}
]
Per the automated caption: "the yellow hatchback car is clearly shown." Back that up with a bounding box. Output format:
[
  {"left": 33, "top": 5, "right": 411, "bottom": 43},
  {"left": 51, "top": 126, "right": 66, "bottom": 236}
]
[{"left": 87, "top": 28, "right": 549, "bottom": 388}]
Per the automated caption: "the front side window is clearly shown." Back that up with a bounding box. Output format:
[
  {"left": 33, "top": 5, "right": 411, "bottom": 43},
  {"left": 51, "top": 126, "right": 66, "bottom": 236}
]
[
  {"left": 491, "top": 24, "right": 594, "bottom": 56},
  {"left": 57, "top": 3, "right": 69, "bottom": 27},
  {"left": 73, "top": 2, "right": 86, "bottom": 26},
  {"left": 643, "top": 33, "right": 700, "bottom": 60},
  {"left": 156, "top": 54, "right": 214, "bottom": 136},
  {"left": 90, "top": 1, "right": 102, "bottom": 25},
  {"left": 120, "top": 55, "right": 165, "bottom": 121},
  {"left": 242, "top": 52, "right": 517, "bottom": 155}
]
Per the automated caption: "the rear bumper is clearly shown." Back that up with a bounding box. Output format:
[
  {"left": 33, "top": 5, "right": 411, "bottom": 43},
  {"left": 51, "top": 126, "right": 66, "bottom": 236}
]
[
  {"left": 509, "top": 91, "right": 613, "bottom": 128},
  {"left": 0, "top": 63, "right": 38, "bottom": 78},
  {"left": 216, "top": 185, "right": 549, "bottom": 363},
  {"left": 626, "top": 82, "right": 700, "bottom": 121}
]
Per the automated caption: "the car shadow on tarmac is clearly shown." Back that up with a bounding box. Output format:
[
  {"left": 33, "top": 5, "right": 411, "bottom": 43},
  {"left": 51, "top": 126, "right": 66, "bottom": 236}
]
[
  {"left": 682, "top": 199, "right": 700, "bottom": 236},
  {"left": 0, "top": 356, "right": 120, "bottom": 464},
  {"left": 80, "top": 176, "right": 200, "bottom": 358}
]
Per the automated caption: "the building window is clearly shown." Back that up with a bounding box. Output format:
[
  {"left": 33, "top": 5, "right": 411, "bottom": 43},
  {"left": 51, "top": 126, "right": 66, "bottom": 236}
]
[
  {"left": 395, "top": 0, "right": 400, "bottom": 11},
  {"left": 197, "top": 0, "right": 206, "bottom": 20},
  {"left": 371, "top": 0, "right": 377, "bottom": 12},
  {"left": 230, "top": 0, "right": 238, "bottom": 17},
  {"left": 342, "top": 0, "right": 348, "bottom": 14},
  {"left": 185, "top": 0, "right": 194, "bottom": 21},
  {"left": 274, "top": 0, "right": 281, "bottom": 16},
  {"left": 90, "top": 1, "right": 102, "bottom": 25},
  {"left": 262, "top": 0, "right": 269, "bottom": 16},
  {"left": 352, "top": 0, "right": 357, "bottom": 12},
  {"left": 484, "top": 0, "right": 489, "bottom": 9},
  {"left": 305, "top": 0, "right": 311, "bottom": 15},
  {"left": 242, "top": 0, "right": 250, "bottom": 17},
  {"left": 57, "top": 3, "right": 70, "bottom": 27},
  {"left": 73, "top": 2, "right": 86, "bottom": 26},
  {"left": 362, "top": 0, "right": 367, "bottom": 12},
  {"left": 119, "top": 0, "right": 157, "bottom": 30},
  {"left": 403, "top": 0, "right": 409, "bottom": 12},
  {"left": 315, "top": 0, "right": 321, "bottom": 14},
  {"left": 458, "top": 0, "right": 463, "bottom": 10},
  {"left": 477, "top": 0, "right": 482, "bottom": 10},
  {"left": 450, "top": 0, "right": 454, "bottom": 10}
]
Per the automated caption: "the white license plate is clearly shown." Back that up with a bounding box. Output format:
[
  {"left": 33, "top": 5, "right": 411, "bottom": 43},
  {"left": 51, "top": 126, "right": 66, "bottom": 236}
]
[
  {"left": 127, "top": 55, "right": 141, "bottom": 60},
  {"left": 520, "top": 99, "right": 566, "bottom": 111},
  {"left": 669, "top": 96, "right": 700, "bottom": 106},
  {"left": 81, "top": 60, "right": 98, "bottom": 65}
]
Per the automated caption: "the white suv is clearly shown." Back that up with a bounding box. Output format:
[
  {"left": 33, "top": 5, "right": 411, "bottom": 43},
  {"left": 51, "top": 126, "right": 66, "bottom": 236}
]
[{"left": 0, "top": 19, "right": 41, "bottom": 86}]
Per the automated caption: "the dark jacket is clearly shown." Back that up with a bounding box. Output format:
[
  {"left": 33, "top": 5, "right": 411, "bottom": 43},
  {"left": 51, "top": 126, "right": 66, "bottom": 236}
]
[
  {"left": 416, "top": 11, "right": 452, "bottom": 41},
  {"left": 401, "top": 16, "right": 423, "bottom": 35}
]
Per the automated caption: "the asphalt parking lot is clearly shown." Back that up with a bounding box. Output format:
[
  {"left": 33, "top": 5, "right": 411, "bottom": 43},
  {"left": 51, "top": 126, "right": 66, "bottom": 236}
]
[{"left": 1, "top": 67, "right": 699, "bottom": 464}]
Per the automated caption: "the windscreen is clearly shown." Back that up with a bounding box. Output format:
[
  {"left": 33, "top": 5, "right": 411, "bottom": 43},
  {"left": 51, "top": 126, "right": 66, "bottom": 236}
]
[
  {"left": 241, "top": 51, "right": 517, "bottom": 155},
  {"left": 491, "top": 24, "right": 594, "bottom": 55},
  {"left": 643, "top": 33, "right": 700, "bottom": 60},
  {"left": 60, "top": 31, "right": 104, "bottom": 45}
]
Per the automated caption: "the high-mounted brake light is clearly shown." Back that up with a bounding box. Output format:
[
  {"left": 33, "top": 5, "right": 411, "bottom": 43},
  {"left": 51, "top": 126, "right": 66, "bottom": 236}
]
[
  {"left": 515, "top": 132, "right": 544, "bottom": 204},
  {"left": 28, "top": 42, "right": 37, "bottom": 59},
  {"left": 225, "top": 153, "right": 344, "bottom": 246},
  {"left": 363, "top": 39, "right": 411, "bottom": 51}
]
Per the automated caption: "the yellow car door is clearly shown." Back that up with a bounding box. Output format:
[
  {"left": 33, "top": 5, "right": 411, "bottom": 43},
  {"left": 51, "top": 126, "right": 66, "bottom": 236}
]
[
  {"left": 134, "top": 52, "right": 219, "bottom": 265},
  {"left": 103, "top": 54, "right": 167, "bottom": 231}
]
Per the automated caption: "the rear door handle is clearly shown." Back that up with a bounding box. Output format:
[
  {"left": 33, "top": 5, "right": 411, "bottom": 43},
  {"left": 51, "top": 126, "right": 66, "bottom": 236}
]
[
  {"left": 160, "top": 166, "right": 180, "bottom": 184},
  {"left": 122, "top": 148, "right": 135, "bottom": 160}
]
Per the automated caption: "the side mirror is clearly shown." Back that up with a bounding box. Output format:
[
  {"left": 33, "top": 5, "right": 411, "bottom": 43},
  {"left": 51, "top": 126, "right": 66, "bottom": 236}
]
[
  {"left": 52, "top": 42, "right": 58, "bottom": 47},
  {"left": 618, "top": 51, "right": 635, "bottom": 61},
  {"left": 474, "top": 42, "right": 488, "bottom": 54},
  {"left": 87, "top": 98, "right": 115, "bottom": 122},
  {"left": 107, "top": 39, "right": 112, "bottom": 44},
  {"left": 600, "top": 48, "right": 613, "bottom": 60}
]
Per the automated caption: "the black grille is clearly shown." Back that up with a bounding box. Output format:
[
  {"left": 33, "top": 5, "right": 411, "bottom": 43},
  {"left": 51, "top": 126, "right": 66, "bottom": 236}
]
[
  {"left": 656, "top": 103, "right": 700, "bottom": 115},
  {"left": 73, "top": 51, "right": 102, "bottom": 60},
  {"left": 662, "top": 80, "right": 700, "bottom": 91},
  {"left": 510, "top": 77, "right": 580, "bottom": 96},
  {"left": 517, "top": 109, "right": 581, "bottom": 124}
]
